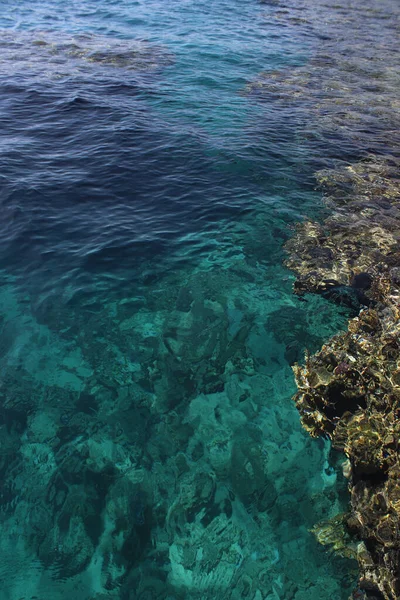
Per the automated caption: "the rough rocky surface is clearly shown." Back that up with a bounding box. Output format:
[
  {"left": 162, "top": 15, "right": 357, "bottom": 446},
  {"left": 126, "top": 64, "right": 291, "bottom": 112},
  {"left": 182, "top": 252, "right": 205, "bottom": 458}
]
[
  {"left": 248, "top": 2, "right": 400, "bottom": 597},
  {"left": 286, "top": 156, "right": 400, "bottom": 600}
]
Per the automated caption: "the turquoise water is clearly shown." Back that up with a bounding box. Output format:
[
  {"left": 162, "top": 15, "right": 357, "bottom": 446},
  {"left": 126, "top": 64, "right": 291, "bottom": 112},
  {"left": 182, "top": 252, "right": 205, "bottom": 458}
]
[{"left": 0, "top": 1, "right": 363, "bottom": 598}]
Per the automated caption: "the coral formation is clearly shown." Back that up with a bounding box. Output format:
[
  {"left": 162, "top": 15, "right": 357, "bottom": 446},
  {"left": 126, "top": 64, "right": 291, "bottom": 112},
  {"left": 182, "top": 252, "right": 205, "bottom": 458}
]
[
  {"left": 286, "top": 157, "right": 400, "bottom": 301},
  {"left": 286, "top": 156, "right": 400, "bottom": 599},
  {"left": 0, "top": 30, "right": 174, "bottom": 80},
  {"left": 247, "top": 1, "right": 400, "bottom": 597},
  {"left": 247, "top": 0, "right": 400, "bottom": 162}
]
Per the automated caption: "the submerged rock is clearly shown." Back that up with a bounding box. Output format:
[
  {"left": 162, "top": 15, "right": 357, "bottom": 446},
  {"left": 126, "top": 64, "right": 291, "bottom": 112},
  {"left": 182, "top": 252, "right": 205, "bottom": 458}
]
[
  {"left": 244, "top": 0, "right": 400, "bottom": 160},
  {"left": 0, "top": 29, "right": 174, "bottom": 80},
  {"left": 254, "top": 12, "right": 400, "bottom": 592}
]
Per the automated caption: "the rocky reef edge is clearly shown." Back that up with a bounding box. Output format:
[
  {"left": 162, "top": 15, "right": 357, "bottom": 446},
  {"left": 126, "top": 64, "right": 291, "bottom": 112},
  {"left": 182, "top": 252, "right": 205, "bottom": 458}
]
[{"left": 285, "top": 155, "right": 400, "bottom": 600}]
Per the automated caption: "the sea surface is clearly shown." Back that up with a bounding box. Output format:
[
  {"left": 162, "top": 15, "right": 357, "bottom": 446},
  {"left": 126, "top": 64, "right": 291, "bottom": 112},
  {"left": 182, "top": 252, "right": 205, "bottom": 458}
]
[{"left": 0, "top": 0, "right": 397, "bottom": 598}]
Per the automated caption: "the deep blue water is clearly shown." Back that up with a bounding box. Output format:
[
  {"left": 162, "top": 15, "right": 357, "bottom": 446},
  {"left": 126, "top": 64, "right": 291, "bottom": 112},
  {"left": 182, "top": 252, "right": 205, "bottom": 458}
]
[{"left": 1, "top": 0, "right": 392, "bottom": 598}]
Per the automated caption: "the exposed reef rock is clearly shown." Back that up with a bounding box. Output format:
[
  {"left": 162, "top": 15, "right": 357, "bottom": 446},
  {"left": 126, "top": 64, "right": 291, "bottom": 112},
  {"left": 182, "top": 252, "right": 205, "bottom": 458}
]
[{"left": 286, "top": 156, "right": 400, "bottom": 600}]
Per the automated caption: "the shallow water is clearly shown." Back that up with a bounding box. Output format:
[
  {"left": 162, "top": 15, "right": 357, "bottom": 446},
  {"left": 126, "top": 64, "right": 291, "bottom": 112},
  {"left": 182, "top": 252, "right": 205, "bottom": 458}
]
[{"left": 1, "top": 0, "right": 395, "bottom": 598}]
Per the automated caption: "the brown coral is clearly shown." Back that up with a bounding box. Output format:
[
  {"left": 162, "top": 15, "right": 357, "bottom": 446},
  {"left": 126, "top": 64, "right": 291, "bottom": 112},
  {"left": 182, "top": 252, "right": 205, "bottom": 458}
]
[
  {"left": 287, "top": 157, "right": 400, "bottom": 599},
  {"left": 248, "top": 1, "right": 400, "bottom": 597}
]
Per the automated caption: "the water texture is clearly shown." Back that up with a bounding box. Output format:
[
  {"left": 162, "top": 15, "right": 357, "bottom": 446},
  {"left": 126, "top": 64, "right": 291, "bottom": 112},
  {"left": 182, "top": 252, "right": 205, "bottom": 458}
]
[{"left": 1, "top": 0, "right": 395, "bottom": 598}]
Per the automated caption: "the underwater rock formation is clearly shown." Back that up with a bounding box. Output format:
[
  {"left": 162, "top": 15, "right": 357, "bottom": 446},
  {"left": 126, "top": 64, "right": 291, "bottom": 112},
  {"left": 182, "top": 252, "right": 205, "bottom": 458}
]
[
  {"left": 286, "top": 156, "right": 400, "bottom": 600},
  {"left": 246, "top": 0, "right": 400, "bottom": 187},
  {"left": 0, "top": 258, "right": 356, "bottom": 599},
  {"left": 285, "top": 157, "right": 400, "bottom": 301},
  {"left": 0, "top": 29, "right": 173, "bottom": 80},
  {"left": 249, "top": 3, "right": 400, "bottom": 596}
]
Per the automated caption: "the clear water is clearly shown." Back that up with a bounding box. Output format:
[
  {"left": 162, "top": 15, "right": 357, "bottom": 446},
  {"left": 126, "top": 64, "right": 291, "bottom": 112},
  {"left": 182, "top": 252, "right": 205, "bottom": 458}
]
[{"left": 0, "top": 1, "right": 365, "bottom": 598}]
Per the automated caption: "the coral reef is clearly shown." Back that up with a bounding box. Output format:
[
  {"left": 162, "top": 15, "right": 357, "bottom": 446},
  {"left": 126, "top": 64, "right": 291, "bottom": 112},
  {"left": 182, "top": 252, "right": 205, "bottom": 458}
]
[
  {"left": 285, "top": 157, "right": 400, "bottom": 300},
  {"left": 248, "top": 1, "right": 400, "bottom": 597},
  {"left": 247, "top": 0, "right": 400, "bottom": 161},
  {"left": 0, "top": 30, "right": 174, "bottom": 81},
  {"left": 286, "top": 156, "right": 400, "bottom": 599},
  {"left": 3, "top": 0, "right": 398, "bottom": 597}
]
